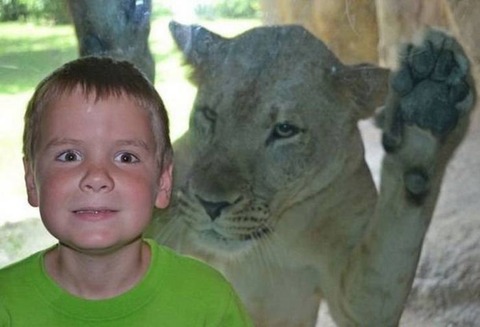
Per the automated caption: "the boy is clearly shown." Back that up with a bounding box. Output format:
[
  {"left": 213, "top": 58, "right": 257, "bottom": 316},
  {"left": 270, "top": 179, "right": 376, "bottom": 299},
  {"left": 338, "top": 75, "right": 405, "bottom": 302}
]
[{"left": 0, "top": 57, "right": 253, "bottom": 326}]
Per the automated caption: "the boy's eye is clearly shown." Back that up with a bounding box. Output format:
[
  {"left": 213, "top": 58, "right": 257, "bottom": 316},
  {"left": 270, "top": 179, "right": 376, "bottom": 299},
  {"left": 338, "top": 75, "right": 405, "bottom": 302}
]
[
  {"left": 115, "top": 152, "right": 140, "bottom": 164},
  {"left": 56, "top": 150, "right": 82, "bottom": 162}
]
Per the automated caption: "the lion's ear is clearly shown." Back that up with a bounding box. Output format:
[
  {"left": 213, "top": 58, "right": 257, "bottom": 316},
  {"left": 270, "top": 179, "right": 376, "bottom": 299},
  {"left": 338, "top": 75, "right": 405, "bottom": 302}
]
[
  {"left": 169, "top": 20, "right": 225, "bottom": 68},
  {"left": 338, "top": 63, "right": 390, "bottom": 120}
]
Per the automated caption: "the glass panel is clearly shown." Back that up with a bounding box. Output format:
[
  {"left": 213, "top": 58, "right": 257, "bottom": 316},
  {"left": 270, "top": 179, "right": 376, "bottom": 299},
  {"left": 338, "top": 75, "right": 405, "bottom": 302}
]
[{"left": 1, "top": 1, "right": 478, "bottom": 325}]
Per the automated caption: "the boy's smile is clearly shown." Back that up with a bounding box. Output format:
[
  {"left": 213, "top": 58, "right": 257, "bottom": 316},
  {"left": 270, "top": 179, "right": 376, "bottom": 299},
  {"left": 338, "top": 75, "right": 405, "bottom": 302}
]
[
  {"left": 24, "top": 87, "right": 172, "bottom": 255},
  {"left": 72, "top": 208, "right": 118, "bottom": 221}
]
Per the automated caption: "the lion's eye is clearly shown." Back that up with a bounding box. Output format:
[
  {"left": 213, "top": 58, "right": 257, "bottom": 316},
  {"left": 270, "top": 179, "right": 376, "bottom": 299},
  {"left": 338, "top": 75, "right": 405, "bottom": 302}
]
[
  {"left": 266, "top": 122, "right": 302, "bottom": 146},
  {"left": 273, "top": 122, "right": 300, "bottom": 139},
  {"left": 200, "top": 106, "right": 217, "bottom": 122},
  {"left": 193, "top": 106, "right": 217, "bottom": 140}
]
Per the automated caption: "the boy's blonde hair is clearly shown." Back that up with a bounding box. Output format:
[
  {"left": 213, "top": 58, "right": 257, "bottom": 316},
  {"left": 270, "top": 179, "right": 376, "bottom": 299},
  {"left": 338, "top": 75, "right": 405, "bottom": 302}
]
[{"left": 23, "top": 56, "right": 173, "bottom": 171}]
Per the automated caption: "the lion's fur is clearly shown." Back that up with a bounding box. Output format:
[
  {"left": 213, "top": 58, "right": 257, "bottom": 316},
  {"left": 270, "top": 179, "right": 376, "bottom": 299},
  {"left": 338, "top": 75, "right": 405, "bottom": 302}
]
[
  {"left": 147, "top": 22, "right": 476, "bottom": 326},
  {"left": 66, "top": 0, "right": 155, "bottom": 81},
  {"left": 259, "top": 0, "right": 480, "bottom": 68},
  {"left": 260, "top": 0, "right": 380, "bottom": 65},
  {"left": 257, "top": 1, "right": 480, "bottom": 325}
]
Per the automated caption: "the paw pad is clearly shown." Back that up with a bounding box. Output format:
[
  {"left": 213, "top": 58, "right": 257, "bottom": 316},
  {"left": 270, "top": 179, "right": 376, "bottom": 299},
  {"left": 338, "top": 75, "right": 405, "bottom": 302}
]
[
  {"left": 385, "top": 29, "right": 472, "bottom": 149},
  {"left": 404, "top": 169, "right": 429, "bottom": 204}
]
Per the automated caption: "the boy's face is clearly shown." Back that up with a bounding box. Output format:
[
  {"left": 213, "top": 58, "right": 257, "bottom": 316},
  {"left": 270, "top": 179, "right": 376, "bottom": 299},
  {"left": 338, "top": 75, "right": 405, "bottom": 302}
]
[{"left": 24, "top": 88, "right": 172, "bottom": 254}]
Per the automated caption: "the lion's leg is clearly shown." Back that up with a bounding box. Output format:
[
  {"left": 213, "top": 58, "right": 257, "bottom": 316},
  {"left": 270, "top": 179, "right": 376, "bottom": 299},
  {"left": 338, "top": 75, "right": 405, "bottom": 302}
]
[
  {"left": 67, "top": 0, "right": 155, "bottom": 82},
  {"left": 334, "top": 28, "right": 475, "bottom": 326}
]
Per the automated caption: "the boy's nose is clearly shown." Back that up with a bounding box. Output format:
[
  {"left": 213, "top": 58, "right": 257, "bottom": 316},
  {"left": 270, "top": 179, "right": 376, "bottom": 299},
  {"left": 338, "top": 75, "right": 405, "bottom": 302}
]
[{"left": 80, "top": 164, "right": 114, "bottom": 193}]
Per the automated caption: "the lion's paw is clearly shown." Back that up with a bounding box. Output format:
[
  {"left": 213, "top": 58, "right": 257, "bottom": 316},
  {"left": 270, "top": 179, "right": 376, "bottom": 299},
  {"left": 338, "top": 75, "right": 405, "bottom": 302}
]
[
  {"left": 382, "top": 28, "right": 474, "bottom": 153},
  {"left": 380, "top": 28, "right": 475, "bottom": 203}
]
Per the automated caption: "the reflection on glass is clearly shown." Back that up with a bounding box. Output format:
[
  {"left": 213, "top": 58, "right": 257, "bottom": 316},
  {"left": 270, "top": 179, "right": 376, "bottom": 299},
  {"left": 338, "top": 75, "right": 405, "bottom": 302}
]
[{"left": 0, "top": 1, "right": 479, "bottom": 326}]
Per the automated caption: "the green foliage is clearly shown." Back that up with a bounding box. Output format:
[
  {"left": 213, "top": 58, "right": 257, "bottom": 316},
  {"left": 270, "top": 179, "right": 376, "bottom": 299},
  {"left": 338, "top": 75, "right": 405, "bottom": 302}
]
[
  {"left": 0, "top": 0, "right": 27, "bottom": 21},
  {"left": 196, "top": 0, "right": 260, "bottom": 19},
  {"left": 0, "top": 0, "right": 70, "bottom": 24},
  {"left": 151, "top": 1, "right": 172, "bottom": 19}
]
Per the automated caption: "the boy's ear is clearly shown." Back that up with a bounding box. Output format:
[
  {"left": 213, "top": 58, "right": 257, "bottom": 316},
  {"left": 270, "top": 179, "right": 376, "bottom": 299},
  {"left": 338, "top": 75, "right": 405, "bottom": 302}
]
[
  {"left": 155, "top": 163, "right": 173, "bottom": 209},
  {"left": 23, "top": 158, "right": 39, "bottom": 207}
]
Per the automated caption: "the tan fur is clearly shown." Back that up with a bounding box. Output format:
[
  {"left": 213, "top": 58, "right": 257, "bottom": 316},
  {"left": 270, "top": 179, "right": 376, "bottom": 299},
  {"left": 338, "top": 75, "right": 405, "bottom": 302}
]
[
  {"left": 146, "top": 22, "right": 476, "bottom": 326},
  {"left": 376, "top": 0, "right": 455, "bottom": 68},
  {"left": 260, "top": 0, "right": 379, "bottom": 64},
  {"left": 259, "top": 0, "right": 479, "bottom": 68}
]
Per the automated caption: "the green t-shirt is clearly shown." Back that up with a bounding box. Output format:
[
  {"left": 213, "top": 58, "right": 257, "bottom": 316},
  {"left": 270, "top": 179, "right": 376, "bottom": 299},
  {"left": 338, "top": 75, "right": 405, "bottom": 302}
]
[{"left": 0, "top": 239, "right": 253, "bottom": 326}]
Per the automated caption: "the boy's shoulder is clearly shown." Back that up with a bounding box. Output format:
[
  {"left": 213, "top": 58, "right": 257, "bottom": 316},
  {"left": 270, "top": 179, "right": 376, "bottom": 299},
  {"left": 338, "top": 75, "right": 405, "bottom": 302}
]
[
  {"left": 148, "top": 239, "right": 233, "bottom": 294},
  {"left": 0, "top": 250, "right": 43, "bottom": 279},
  {"left": 151, "top": 238, "right": 223, "bottom": 277},
  {"left": 0, "top": 249, "right": 46, "bottom": 301}
]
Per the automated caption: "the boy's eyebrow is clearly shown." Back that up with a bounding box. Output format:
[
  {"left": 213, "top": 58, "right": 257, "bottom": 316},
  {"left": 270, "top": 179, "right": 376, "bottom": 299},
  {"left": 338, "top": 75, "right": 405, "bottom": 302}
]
[
  {"left": 45, "top": 138, "right": 84, "bottom": 149},
  {"left": 115, "top": 139, "right": 152, "bottom": 150},
  {"left": 44, "top": 138, "right": 151, "bottom": 150}
]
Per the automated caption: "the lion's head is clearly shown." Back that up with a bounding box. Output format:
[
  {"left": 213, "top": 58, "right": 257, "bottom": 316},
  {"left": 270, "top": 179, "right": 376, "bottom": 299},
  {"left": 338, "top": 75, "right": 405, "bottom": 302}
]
[{"left": 150, "top": 22, "right": 389, "bottom": 259}]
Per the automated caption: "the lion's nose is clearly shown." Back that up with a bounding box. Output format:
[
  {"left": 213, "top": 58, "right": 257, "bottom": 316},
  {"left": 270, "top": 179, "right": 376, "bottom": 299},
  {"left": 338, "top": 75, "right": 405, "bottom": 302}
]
[{"left": 196, "top": 196, "right": 231, "bottom": 220}]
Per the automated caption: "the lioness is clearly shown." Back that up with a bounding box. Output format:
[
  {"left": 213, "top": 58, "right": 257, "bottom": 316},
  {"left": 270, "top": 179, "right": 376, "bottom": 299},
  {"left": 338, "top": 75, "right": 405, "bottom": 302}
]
[{"left": 147, "top": 22, "right": 475, "bottom": 326}]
